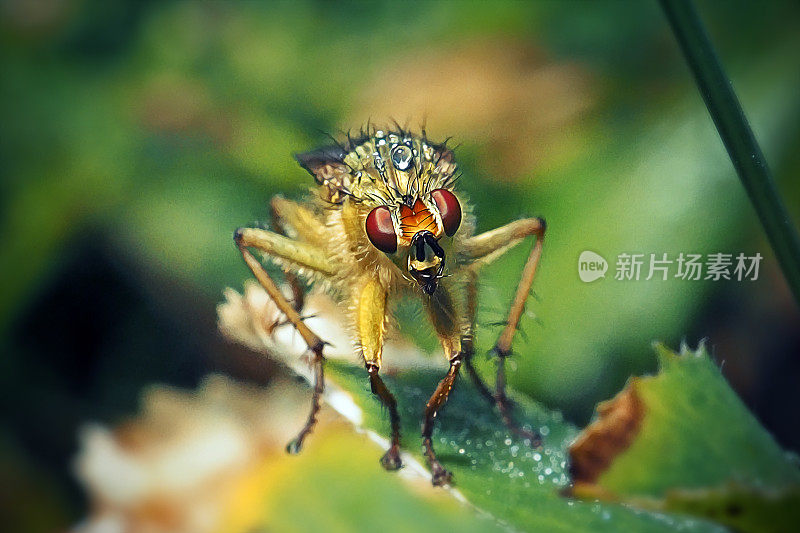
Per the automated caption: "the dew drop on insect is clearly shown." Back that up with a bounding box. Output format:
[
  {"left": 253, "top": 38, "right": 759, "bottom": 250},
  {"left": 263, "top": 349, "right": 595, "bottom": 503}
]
[
  {"left": 391, "top": 145, "right": 413, "bottom": 170},
  {"left": 504, "top": 437, "right": 512, "bottom": 446},
  {"left": 458, "top": 448, "right": 465, "bottom": 454},
  {"left": 533, "top": 452, "right": 542, "bottom": 462}
]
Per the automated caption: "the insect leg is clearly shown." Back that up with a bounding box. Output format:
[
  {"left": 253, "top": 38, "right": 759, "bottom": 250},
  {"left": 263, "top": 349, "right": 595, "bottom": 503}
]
[
  {"left": 493, "top": 218, "right": 545, "bottom": 445},
  {"left": 357, "top": 277, "right": 402, "bottom": 470},
  {"left": 422, "top": 353, "right": 462, "bottom": 486},
  {"left": 368, "top": 364, "right": 402, "bottom": 470},
  {"left": 234, "top": 227, "right": 328, "bottom": 454},
  {"left": 234, "top": 227, "right": 337, "bottom": 277},
  {"left": 461, "top": 271, "right": 497, "bottom": 405},
  {"left": 270, "top": 197, "right": 318, "bottom": 312},
  {"left": 463, "top": 217, "right": 546, "bottom": 445},
  {"left": 421, "top": 286, "right": 465, "bottom": 486},
  {"left": 461, "top": 217, "right": 545, "bottom": 265}
]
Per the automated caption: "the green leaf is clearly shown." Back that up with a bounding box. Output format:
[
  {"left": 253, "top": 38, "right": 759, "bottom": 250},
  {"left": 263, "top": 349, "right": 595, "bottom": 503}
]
[
  {"left": 254, "top": 427, "right": 505, "bottom": 533},
  {"left": 324, "top": 361, "right": 723, "bottom": 532},
  {"left": 569, "top": 343, "right": 800, "bottom": 532},
  {"left": 218, "top": 287, "right": 726, "bottom": 531},
  {"left": 605, "top": 343, "right": 799, "bottom": 493}
]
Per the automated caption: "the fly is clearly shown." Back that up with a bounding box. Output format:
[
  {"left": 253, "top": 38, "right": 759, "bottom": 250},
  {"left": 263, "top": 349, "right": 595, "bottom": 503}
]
[{"left": 232, "top": 126, "right": 546, "bottom": 486}]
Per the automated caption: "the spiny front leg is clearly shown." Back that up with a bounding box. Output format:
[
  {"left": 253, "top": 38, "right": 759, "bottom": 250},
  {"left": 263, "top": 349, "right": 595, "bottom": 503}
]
[
  {"left": 422, "top": 354, "right": 462, "bottom": 486},
  {"left": 234, "top": 227, "right": 328, "bottom": 454},
  {"left": 422, "top": 285, "right": 466, "bottom": 486},
  {"left": 357, "top": 277, "right": 402, "bottom": 470},
  {"left": 368, "top": 364, "right": 402, "bottom": 470}
]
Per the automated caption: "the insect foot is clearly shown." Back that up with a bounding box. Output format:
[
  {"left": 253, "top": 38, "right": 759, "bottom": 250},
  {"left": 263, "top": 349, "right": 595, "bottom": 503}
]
[
  {"left": 380, "top": 446, "right": 403, "bottom": 471},
  {"left": 285, "top": 438, "right": 303, "bottom": 455},
  {"left": 423, "top": 436, "right": 454, "bottom": 486},
  {"left": 430, "top": 463, "right": 453, "bottom": 487}
]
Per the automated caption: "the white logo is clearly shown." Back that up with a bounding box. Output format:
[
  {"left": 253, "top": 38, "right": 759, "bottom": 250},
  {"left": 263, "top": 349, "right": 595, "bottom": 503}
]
[{"left": 579, "top": 251, "right": 608, "bottom": 282}]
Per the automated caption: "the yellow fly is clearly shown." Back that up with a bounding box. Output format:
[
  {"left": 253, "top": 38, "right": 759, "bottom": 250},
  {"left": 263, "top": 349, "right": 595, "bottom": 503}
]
[{"left": 233, "top": 126, "right": 545, "bottom": 486}]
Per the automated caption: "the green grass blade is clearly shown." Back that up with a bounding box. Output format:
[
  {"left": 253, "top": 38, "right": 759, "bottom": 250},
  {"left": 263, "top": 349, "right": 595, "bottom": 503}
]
[{"left": 660, "top": 0, "right": 800, "bottom": 305}]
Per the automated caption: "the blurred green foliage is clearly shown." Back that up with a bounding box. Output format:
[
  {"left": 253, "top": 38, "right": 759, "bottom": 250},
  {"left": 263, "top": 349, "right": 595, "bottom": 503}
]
[{"left": 1, "top": 1, "right": 799, "bottom": 531}]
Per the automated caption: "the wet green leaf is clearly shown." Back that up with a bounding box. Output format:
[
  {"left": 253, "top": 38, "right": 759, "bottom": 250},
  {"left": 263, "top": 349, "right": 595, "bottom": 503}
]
[{"left": 321, "top": 360, "right": 724, "bottom": 532}]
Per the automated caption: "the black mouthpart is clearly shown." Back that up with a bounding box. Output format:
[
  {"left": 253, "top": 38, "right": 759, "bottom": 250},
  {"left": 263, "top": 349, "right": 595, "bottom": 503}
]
[
  {"left": 427, "top": 234, "right": 445, "bottom": 258},
  {"left": 410, "top": 263, "right": 445, "bottom": 295},
  {"left": 411, "top": 230, "right": 445, "bottom": 261},
  {"left": 416, "top": 269, "right": 438, "bottom": 295},
  {"left": 415, "top": 235, "right": 426, "bottom": 262}
]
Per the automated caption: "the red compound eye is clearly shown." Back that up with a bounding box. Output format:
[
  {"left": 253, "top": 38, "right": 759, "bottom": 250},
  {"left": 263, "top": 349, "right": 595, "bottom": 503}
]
[
  {"left": 431, "top": 189, "right": 462, "bottom": 237},
  {"left": 365, "top": 206, "right": 397, "bottom": 253}
]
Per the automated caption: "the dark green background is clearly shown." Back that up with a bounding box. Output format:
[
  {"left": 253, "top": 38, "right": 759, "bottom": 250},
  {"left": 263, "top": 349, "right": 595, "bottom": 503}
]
[{"left": 1, "top": 1, "right": 798, "bottom": 530}]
